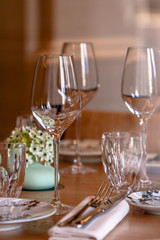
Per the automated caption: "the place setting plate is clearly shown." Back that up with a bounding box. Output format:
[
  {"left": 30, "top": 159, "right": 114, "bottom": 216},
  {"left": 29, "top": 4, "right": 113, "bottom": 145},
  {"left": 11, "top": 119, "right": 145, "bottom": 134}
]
[
  {"left": 126, "top": 190, "right": 160, "bottom": 215},
  {"left": 59, "top": 139, "right": 101, "bottom": 163},
  {"left": 0, "top": 197, "right": 56, "bottom": 231},
  {"left": 146, "top": 153, "right": 160, "bottom": 174}
]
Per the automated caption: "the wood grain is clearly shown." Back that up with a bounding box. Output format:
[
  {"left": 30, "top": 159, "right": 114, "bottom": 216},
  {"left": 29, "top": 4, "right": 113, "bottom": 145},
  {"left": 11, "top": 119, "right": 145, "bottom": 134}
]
[{"left": 64, "top": 110, "right": 160, "bottom": 153}]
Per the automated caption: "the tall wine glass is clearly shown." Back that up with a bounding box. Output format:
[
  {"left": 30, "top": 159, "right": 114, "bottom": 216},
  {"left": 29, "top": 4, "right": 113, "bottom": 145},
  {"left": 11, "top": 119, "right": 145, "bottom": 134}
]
[
  {"left": 60, "top": 42, "right": 99, "bottom": 174},
  {"left": 31, "top": 54, "right": 81, "bottom": 214},
  {"left": 121, "top": 47, "right": 160, "bottom": 186}
]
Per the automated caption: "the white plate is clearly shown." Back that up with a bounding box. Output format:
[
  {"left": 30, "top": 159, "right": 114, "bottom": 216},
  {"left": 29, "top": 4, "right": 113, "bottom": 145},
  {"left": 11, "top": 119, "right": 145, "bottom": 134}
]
[
  {"left": 147, "top": 154, "right": 160, "bottom": 174},
  {"left": 147, "top": 153, "right": 160, "bottom": 166},
  {"left": 126, "top": 191, "right": 160, "bottom": 215},
  {"left": 0, "top": 197, "right": 56, "bottom": 231},
  {"left": 60, "top": 139, "right": 101, "bottom": 157}
]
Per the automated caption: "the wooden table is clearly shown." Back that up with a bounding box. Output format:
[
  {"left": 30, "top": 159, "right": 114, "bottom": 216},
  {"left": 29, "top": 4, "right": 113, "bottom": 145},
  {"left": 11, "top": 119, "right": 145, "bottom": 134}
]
[{"left": 0, "top": 161, "right": 160, "bottom": 240}]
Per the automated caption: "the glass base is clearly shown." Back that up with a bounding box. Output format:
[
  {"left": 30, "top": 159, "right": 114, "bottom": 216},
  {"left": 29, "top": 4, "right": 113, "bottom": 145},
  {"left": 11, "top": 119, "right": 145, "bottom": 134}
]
[
  {"left": 60, "top": 164, "right": 97, "bottom": 175},
  {"left": 51, "top": 200, "right": 72, "bottom": 215},
  {"left": 135, "top": 175, "right": 152, "bottom": 191},
  {"left": 138, "top": 166, "right": 152, "bottom": 189},
  {"left": 140, "top": 177, "right": 152, "bottom": 186}
]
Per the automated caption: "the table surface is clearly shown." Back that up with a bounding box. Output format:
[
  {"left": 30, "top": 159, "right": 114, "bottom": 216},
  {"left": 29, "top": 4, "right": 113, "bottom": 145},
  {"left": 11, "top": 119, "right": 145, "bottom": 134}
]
[{"left": 0, "top": 160, "right": 160, "bottom": 240}]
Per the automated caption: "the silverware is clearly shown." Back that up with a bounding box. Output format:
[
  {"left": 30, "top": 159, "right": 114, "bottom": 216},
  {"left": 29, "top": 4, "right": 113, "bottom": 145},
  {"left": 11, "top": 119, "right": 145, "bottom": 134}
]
[
  {"left": 71, "top": 192, "right": 128, "bottom": 228},
  {"left": 58, "top": 181, "right": 113, "bottom": 227}
]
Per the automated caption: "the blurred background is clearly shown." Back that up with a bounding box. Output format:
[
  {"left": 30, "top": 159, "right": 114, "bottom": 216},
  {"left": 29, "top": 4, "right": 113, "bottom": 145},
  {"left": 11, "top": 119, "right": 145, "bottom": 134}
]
[{"left": 1, "top": 0, "right": 160, "bottom": 140}]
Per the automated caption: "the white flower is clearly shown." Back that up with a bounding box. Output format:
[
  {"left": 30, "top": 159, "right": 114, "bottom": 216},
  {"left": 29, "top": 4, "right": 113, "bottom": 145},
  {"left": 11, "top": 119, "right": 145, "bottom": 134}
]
[{"left": 7, "top": 126, "right": 54, "bottom": 167}]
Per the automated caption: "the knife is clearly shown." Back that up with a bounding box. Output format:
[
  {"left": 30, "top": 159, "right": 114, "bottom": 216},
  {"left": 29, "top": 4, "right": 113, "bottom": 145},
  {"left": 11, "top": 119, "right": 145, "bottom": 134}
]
[{"left": 70, "top": 192, "right": 128, "bottom": 228}]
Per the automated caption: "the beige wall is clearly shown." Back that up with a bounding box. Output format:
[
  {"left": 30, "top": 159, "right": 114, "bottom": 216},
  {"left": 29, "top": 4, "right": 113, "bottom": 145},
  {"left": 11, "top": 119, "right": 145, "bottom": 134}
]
[{"left": 50, "top": 0, "right": 138, "bottom": 112}]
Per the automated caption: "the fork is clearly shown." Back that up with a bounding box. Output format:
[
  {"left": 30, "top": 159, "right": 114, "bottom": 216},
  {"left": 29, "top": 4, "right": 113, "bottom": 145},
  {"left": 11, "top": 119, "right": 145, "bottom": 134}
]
[
  {"left": 70, "top": 184, "right": 114, "bottom": 228},
  {"left": 58, "top": 181, "right": 112, "bottom": 227},
  {"left": 71, "top": 191, "right": 130, "bottom": 229}
]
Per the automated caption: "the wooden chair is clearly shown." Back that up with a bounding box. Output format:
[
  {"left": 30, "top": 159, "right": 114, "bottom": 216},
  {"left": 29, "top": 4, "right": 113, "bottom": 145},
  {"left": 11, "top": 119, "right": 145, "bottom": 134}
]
[{"left": 64, "top": 110, "right": 160, "bottom": 153}]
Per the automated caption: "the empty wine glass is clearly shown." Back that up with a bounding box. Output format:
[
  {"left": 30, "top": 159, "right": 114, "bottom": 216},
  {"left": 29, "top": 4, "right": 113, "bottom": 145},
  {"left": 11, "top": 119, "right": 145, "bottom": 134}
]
[
  {"left": 60, "top": 42, "right": 99, "bottom": 174},
  {"left": 31, "top": 54, "right": 81, "bottom": 215},
  {"left": 121, "top": 47, "right": 160, "bottom": 185}
]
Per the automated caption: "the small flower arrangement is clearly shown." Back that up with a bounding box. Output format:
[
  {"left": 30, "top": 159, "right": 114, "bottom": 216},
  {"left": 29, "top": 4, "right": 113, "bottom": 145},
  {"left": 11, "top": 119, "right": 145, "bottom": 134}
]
[{"left": 7, "top": 126, "right": 54, "bottom": 167}]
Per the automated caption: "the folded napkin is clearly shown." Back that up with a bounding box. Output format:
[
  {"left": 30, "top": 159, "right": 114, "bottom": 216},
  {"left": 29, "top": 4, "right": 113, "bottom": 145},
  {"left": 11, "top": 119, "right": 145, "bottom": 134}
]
[{"left": 48, "top": 196, "right": 130, "bottom": 240}]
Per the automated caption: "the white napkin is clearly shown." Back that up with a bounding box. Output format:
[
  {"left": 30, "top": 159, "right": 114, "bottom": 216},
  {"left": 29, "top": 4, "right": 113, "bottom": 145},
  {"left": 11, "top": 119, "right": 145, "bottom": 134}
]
[{"left": 48, "top": 197, "right": 130, "bottom": 240}]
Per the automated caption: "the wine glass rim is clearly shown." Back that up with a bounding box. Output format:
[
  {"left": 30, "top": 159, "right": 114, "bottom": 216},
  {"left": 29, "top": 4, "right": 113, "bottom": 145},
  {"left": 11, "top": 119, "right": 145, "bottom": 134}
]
[
  {"left": 0, "top": 142, "right": 26, "bottom": 149},
  {"left": 127, "top": 46, "right": 160, "bottom": 51},
  {"left": 62, "top": 41, "right": 93, "bottom": 45},
  {"left": 102, "top": 131, "right": 142, "bottom": 139},
  {"left": 37, "top": 53, "right": 74, "bottom": 58}
]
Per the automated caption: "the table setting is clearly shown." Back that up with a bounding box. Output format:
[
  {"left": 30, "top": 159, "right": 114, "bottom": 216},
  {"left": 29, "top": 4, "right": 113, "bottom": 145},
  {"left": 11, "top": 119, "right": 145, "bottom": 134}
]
[
  {"left": 48, "top": 197, "right": 129, "bottom": 240},
  {"left": 48, "top": 130, "right": 143, "bottom": 239},
  {"left": 0, "top": 44, "right": 160, "bottom": 240}
]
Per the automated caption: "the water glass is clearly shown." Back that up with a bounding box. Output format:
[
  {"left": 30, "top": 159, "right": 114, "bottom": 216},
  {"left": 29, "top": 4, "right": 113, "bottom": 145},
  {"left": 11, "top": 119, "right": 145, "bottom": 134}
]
[
  {"left": 101, "top": 132, "right": 143, "bottom": 194},
  {"left": 0, "top": 142, "right": 26, "bottom": 198}
]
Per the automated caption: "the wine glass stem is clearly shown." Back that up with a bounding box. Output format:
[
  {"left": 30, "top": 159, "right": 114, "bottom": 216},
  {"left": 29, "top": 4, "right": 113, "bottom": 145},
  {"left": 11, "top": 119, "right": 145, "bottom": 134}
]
[
  {"left": 140, "top": 120, "right": 148, "bottom": 182},
  {"left": 74, "top": 114, "right": 82, "bottom": 166},
  {"left": 52, "top": 138, "right": 60, "bottom": 203}
]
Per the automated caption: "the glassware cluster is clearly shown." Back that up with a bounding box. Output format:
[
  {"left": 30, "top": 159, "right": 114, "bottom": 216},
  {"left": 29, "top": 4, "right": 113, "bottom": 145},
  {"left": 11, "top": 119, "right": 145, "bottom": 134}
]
[
  {"left": 30, "top": 45, "right": 160, "bottom": 216},
  {"left": 121, "top": 47, "right": 160, "bottom": 186}
]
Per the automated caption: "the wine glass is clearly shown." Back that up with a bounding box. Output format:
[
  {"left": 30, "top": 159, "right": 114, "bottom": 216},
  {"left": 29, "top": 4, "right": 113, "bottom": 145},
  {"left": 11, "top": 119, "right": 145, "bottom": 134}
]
[
  {"left": 121, "top": 47, "right": 160, "bottom": 186},
  {"left": 31, "top": 54, "right": 81, "bottom": 215},
  {"left": 60, "top": 42, "right": 99, "bottom": 174}
]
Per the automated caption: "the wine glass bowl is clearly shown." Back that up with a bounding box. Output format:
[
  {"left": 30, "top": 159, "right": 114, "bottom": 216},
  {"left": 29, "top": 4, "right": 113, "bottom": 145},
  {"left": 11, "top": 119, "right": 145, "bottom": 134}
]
[
  {"left": 62, "top": 42, "right": 98, "bottom": 109},
  {"left": 60, "top": 42, "right": 99, "bottom": 174},
  {"left": 121, "top": 47, "right": 160, "bottom": 185},
  {"left": 31, "top": 54, "right": 81, "bottom": 214}
]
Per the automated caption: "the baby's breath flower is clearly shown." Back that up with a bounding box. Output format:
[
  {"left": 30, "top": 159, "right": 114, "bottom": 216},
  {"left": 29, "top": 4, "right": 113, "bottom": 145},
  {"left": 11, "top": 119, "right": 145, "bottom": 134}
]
[{"left": 7, "top": 126, "right": 54, "bottom": 167}]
